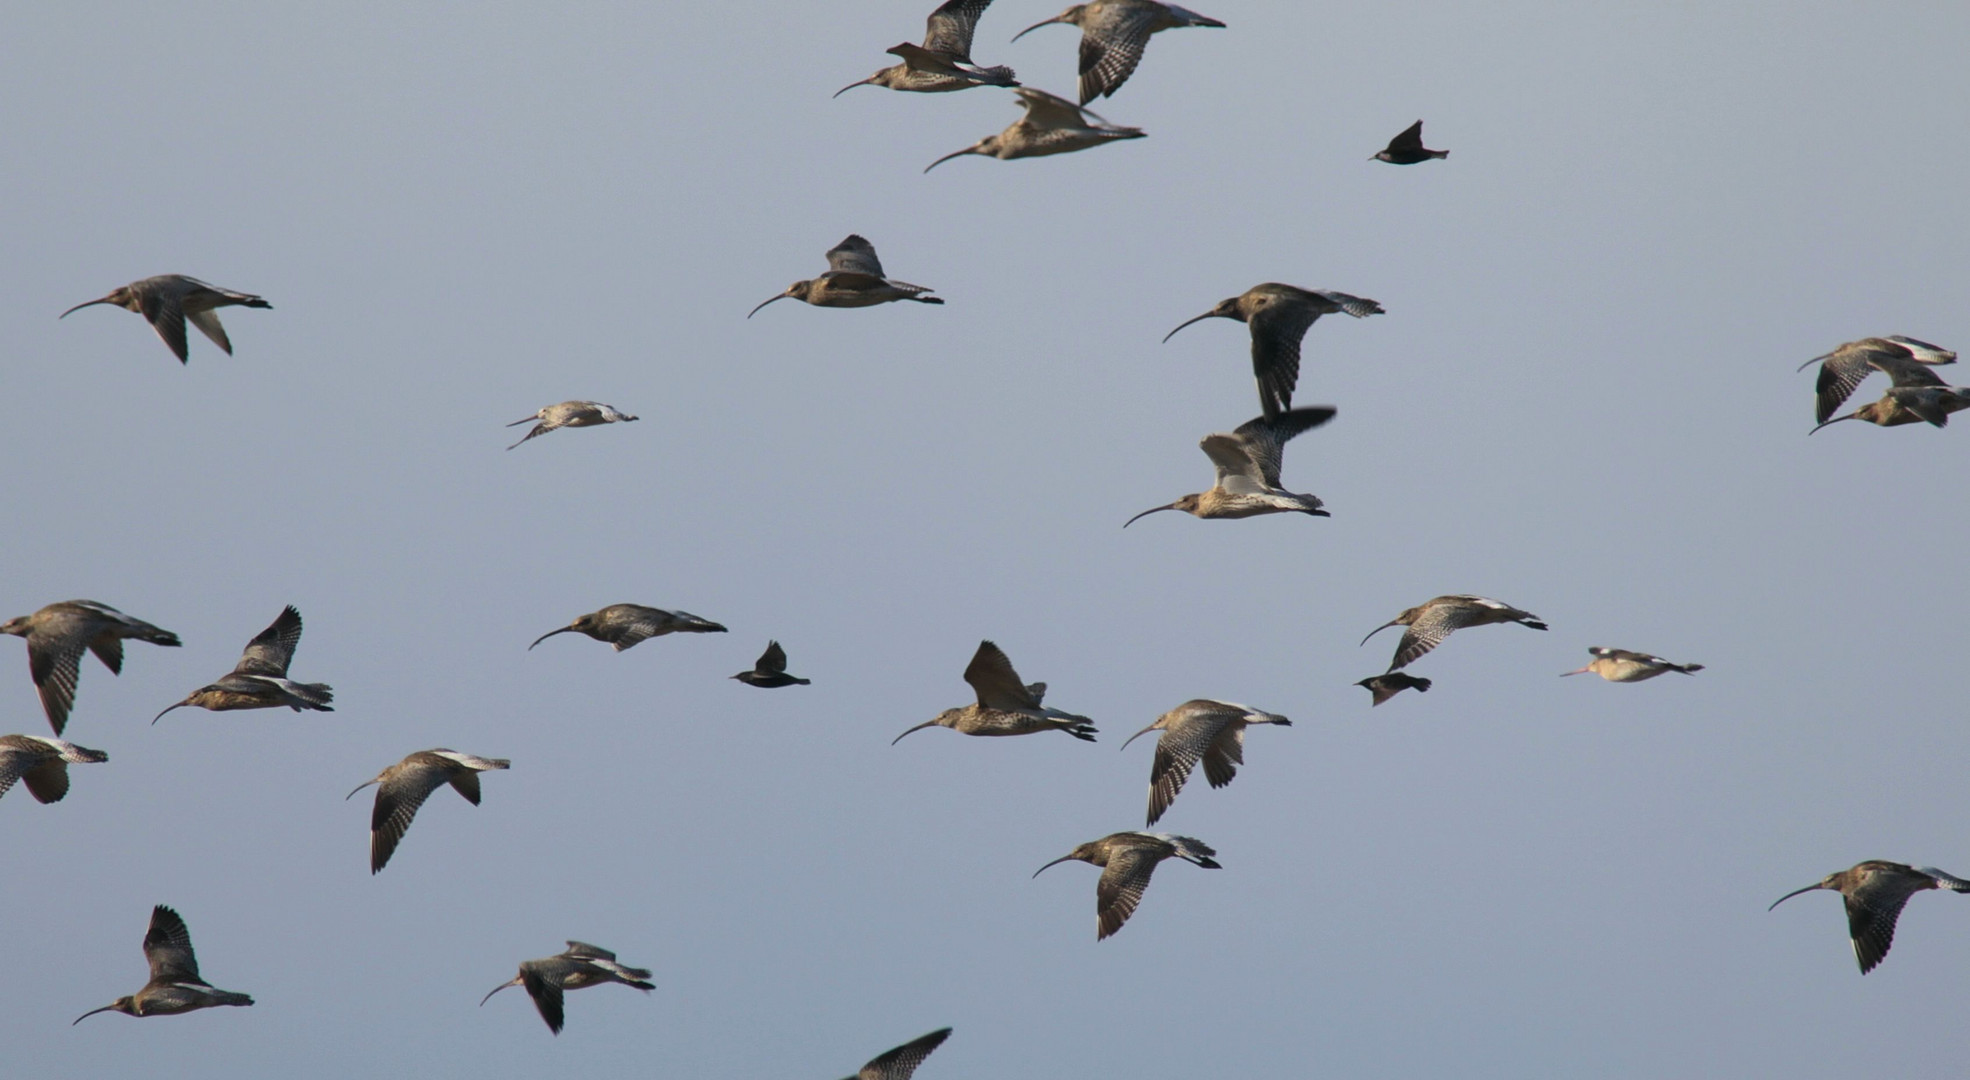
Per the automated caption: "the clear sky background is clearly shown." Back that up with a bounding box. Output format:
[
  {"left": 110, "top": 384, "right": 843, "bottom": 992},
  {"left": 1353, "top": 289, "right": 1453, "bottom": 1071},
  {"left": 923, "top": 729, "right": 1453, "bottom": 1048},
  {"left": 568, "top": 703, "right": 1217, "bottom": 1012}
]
[{"left": 3, "top": 2, "right": 1968, "bottom": 1077}]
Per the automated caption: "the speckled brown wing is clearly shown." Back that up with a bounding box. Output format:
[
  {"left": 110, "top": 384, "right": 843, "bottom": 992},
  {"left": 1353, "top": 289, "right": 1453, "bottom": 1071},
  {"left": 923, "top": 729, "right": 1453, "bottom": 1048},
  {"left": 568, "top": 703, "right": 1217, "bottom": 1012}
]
[
  {"left": 1842, "top": 885, "right": 1912, "bottom": 975},
  {"left": 0, "top": 739, "right": 51, "bottom": 800},
  {"left": 26, "top": 631, "right": 85, "bottom": 736},
  {"left": 137, "top": 288, "right": 191, "bottom": 363},
  {"left": 1244, "top": 299, "right": 1322, "bottom": 417},
  {"left": 924, "top": 0, "right": 992, "bottom": 58},
  {"left": 858, "top": 1027, "right": 953, "bottom": 1080},
  {"left": 522, "top": 964, "right": 567, "bottom": 1033},
  {"left": 369, "top": 757, "right": 452, "bottom": 873},
  {"left": 1230, "top": 407, "right": 1336, "bottom": 488},
  {"left": 1076, "top": 4, "right": 1156, "bottom": 102},
  {"left": 1143, "top": 707, "right": 1237, "bottom": 825},
  {"left": 234, "top": 605, "right": 304, "bottom": 677},
  {"left": 963, "top": 640, "right": 1040, "bottom": 710},
  {"left": 1388, "top": 605, "right": 1466, "bottom": 671},
  {"left": 21, "top": 757, "right": 71, "bottom": 803},
  {"left": 1094, "top": 842, "right": 1163, "bottom": 939}
]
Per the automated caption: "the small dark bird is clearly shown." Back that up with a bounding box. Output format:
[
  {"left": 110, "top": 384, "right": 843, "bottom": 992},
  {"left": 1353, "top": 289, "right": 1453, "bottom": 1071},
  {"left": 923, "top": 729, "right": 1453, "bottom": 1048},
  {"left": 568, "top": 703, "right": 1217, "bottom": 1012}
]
[
  {"left": 1769, "top": 861, "right": 1970, "bottom": 974},
  {"left": 1355, "top": 672, "right": 1432, "bottom": 706},
  {"left": 1361, "top": 595, "right": 1548, "bottom": 672},
  {"left": 346, "top": 749, "right": 511, "bottom": 874},
  {"left": 1, "top": 600, "right": 180, "bottom": 735},
  {"left": 152, "top": 605, "right": 332, "bottom": 722},
  {"left": 837, "top": 1027, "right": 953, "bottom": 1080},
  {"left": 73, "top": 906, "right": 254, "bottom": 1023},
  {"left": 1162, "top": 284, "right": 1383, "bottom": 418},
  {"left": 731, "top": 641, "right": 810, "bottom": 687},
  {"left": 480, "top": 941, "right": 654, "bottom": 1035},
  {"left": 60, "top": 274, "right": 272, "bottom": 363},
  {"left": 1372, "top": 120, "right": 1447, "bottom": 164},
  {"left": 529, "top": 604, "right": 728, "bottom": 651}
]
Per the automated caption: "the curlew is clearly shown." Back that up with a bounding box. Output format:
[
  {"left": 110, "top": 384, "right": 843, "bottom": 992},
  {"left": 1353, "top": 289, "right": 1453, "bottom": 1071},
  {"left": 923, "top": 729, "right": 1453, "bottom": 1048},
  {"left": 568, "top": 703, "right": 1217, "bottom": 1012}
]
[
  {"left": 732, "top": 640, "right": 810, "bottom": 687},
  {"left": 480, "top": 941, "right": 653, "bottom": 1035},
  {"left": 153, "top": 605, "right": 331, "bottom": 722},
  {"left": 1124, "top": 406, "right": 1334, "bottom": 526},
  {"left": 73, "top": 905, "right": 253, "bottom": 1023},
  {"left": 1561, "top": 647, "right": 1702, "bottom": 682},
  {"left": 2, "top": 600, "right": 180, "bottom": 735},
  {"left": 1809, "top": 351, "right": 1970, "bottom": 433},
  {"left": 1372, "top": 120, "right": 1447, "bottom": 164},
  {"left": 837, "top": 1027, "right": 953, "bottom": 1080},
  {"left": 60, "top": 275, "right": 270, "bottom": 364},
  {"left": 1119, "top": 699, "right": 1290, "bottom": 825},
  {"left": 0, "top": 734, "right": 107, "bottom": 805},
  {"left": 750, "top": 236, "right": 942, "bottom": 317},
  {"left": 1162, "top": 284, "right": 1384, "bottom": 418},
  {"left": 506, "top": 401, "right": 637, "bottom": 450},
  {"left": 1361, "top": 595, "right": 1548, "bottom": 672},
  {"left": 836, "top": 1, "right": 1017, "bottom": 96},
  {"left": 1355, "top": 672, "right": 1432, "bottom": 706},
  {"left": 1033, "top": 831, "right": 1219, "bottom": 939},
  {"left": 1769, "top": 860, "right": 1970, "bottom": 974},
  {"left": 893, "top": 640, "right": 1096, "bottom": 743},
  {"left": 529, "top": 604, "right": 727, "bottom": 652},
  {"left": 1799, "top": 335, "right": 1956, "bottom": 425},
  {"left": 923, "top": 87, "right": 1143, "bottom": 171},
  {"left": 346, "top": 749, "right": 510, "bottom": 874},
  {"left": 1011, "top": 1, "right": 1224, "bottom": 104}
]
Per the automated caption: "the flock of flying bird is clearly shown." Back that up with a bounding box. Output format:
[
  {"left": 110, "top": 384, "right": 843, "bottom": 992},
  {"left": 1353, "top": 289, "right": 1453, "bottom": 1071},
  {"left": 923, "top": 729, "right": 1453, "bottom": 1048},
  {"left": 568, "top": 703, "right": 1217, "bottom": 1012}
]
[{"left": 13, "top": 0, "right": 1970, "bottom": 1073}]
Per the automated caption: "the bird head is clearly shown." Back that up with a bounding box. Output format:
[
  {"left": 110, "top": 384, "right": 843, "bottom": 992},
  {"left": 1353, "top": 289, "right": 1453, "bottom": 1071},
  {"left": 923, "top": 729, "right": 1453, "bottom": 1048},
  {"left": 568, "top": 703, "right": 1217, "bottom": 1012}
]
[
  {"left": 1032, "top": 841, "right": 1101, "bottom": 877},
  {"left": 748, "top": 281, "right": 813, "bottom": 318},
  {"left": 1123, "top": 493, "right": 1199, "bottom": 527},
  {"left": 73, "top": 997, "right": 138, "bottom": 1024},
  {"left": 59, "top": 285, "right": 135, "bottom": 318},
  {"left": 1161, "top": 297, "right": 1243, "bottom": 342}
]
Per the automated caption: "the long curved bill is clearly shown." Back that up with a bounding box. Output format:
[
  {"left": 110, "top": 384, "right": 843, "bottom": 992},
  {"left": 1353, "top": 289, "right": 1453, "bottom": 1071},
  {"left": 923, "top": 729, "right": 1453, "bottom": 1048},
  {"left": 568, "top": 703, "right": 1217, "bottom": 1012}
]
[
  {"left": 151, "top": 700, "right": 189, "bottom": 724},
  {"left": 506, "top": 415, "right": 540, "bottom": 427},
  {"left": 58, "top": 297, "right": 116, "bottom": 319},
  {"left": 1358, "top": 621, "right": 1400, "bottom": 647},
  {"left": 1767, "top": 883, "right": 1824, "bottom": 911},
  {"left": 891, "top": 720, "right": 940, "bottom": 745},
  {"left": 922, "top": 146, "right": 979, "bottom": 174},
  {"left": 528, "top": 626, "right": 575, "bottom": 651},
  {"left": 1161, "top": 311, "right": 1220, "bottom": 344},
  {"left": 72, "top": 1004, "right": 119, "bottom": 1025},
  {"left": 1118, "top": 722, "right": 1161, "bottom": 751},
  {"left": 1010, "top": 15, "right": 1066, "bottom": 42},
  {"left": 344, "top": 779, "right": 378, "bottom": 801},
  {"left": 1122, "top": 503, "right": 1177, "bottom": 528},
  {"left": 1031, "top": 854, "right": 1075, "bottom": 878},
  {"left": 1796, "top": 354, "right": 1831, "bottom": 373},
  {"left": 747, "top": 293, "right": 791, "bottom": 319},
  {"left": 833, "top": 76, "right": 878, "bottom": 98},
  {"left": 1807, "top": 415, "right": 1853, "bottom": 435},
  {"left": 480, "top": 980, "right": 520, "bottom": 1007}
]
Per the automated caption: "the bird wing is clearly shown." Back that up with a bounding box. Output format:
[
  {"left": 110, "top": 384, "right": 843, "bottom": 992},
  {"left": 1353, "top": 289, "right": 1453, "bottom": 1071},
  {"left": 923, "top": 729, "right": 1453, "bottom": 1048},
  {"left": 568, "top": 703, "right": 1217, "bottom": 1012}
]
[
  {"left": 21, "top": 758, "right": 71, "bottom": 803},
  {"left": 1199, "top": 433, "right": 1266, "bottom": 494},
  {"left": 1144, "top": 707, "right": 1235, "bottom": 825},
  {"left": 0, "top": 743, "right": 46, "bottom": 800},
  {"left": 1873, "top": 354, "right": 1947, "bottom": 388},
  {"left": 758, "top": 640, "right": 789, "bottom": 674},
  {"left": 1230, "top": 407, "right": 1336, "bottom": 488},
  {"left": 26, "top": 624, "right": 88, "bottom": 736},
  {"left": 562, "top": 941, "right": 618, "bottom": 961},
  {"left": 185, "top": 308, "right": 234, "bottom": 354},
  {"left": 826, "top": 235, "right": 886, "bottom": 278},
  {"left": 448, "top": 769, "right": 484, "bottom": 806},
  {"left": 86, "top": 633, "right": 124, "bottom": 675},
  {"left": 924, "top": 0, "right": 992, "bottom": 58},
  {"left": 234, "top": 605, "right": 304, "bottom": 676},
  {"left": 369, "top": 757, "right": 452, "bottom": 873},
  {"left": 1200, "top": 722, "right": 1245, "bottom": 789},
  {"left": 1387, "top": 119, "right": 1426, "bottom": 154},
  {"left": 1095, "top": 843, "right": 1163, "bottom": 939},
  {"left": 859, "top": 1027, "right": 954, "bottom": 1080},
  {"left": 1076, "top": 5, "right": 1157, "bottom": 103},
  {"left": 610, "top": 608, "right": 682, "bottom": 650},
  {"left": 1844, "top": 875, "right": 1919, "bottom": 974},
  {"left": 1811, "top": 350, "right": 1878, "bottom": 425},
  {"left": 522, "top": 964, "right": 567, "bottom": 1034},
  {"left": 1244, "top": 298, "right": 1324, "bottom": 416},
  {"left": 144, "top": 905, "right": 203, "bottom": 984},
  {"left": 963, "top": 641, "right": 1039, "bottom": 709},
  {"left": 1389, "top": 604, "right": 1466, "bottom": 670},
  {"left": 1013, "top": 87, "right": 1094, "bottom": 130},
  {"left": 136, "top": 288, "right": 191, "bottom": 363}
]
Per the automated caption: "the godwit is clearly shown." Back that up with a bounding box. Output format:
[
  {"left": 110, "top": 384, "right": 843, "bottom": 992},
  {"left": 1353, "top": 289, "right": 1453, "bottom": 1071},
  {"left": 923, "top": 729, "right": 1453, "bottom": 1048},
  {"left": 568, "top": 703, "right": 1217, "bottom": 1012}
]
[
  {"left": 1124, "top": 406, "right": 1334, "bottom": 526},
  {"left": 1560, "top": 647, "right": 1703, "bottom": 682},
  {"left": 73, "top": 906, "right": 253, "bottom": 1023},
  {"left": 835, "top": 1, "right": 1017, "bottom": 96},
  {"left": 480, "top": 941, "right": 653, "bottom": 1035},
  {"left": 1769, "top": 861, "right": 1970, "bottom": 974},
  {"left": 1032, "top": 831, "right": 1219, "bottom": 939},
  {"left": 1118, "top": 700, "right": 1290, "bottom": 825},
  {"left": 1798, "top": 335, "right": 1956, "bottom": 425},
  {"left": 893, "top": 640, "right": 1097, "bottom": 743},
  {"left": 529, "top": 604, "right": 727, "bottom": 652},
  {"left": 506, "top": 401, "right": 637, "bottom": 450},
  {"left": 1, "top": 600, "right": 180, "bottom": 735},
  {"left": 1361, "top": 595, "right": 1548, "bottom": 672},
  {"left": 923, "top": 87, "right": 1144, "bottom": 171},
  {"left": 346, "top": 748, "right": 510, "bottom": 874},
  {"left": 152, "top": 605, "right": 332, "bottom": 722},
  {"left": 1355, "top": 672, "right": 1432, "bottom": 706},
  {"left": 0, "top": 734, "right": 107, "bottom": 804},
  {"left": 837, "top": 1028, "right": 953, "bottom": 1080},
  {"left": 60, "top": 275, "right": 271, "bottom": 364},
  {"left": 1372, "top": 120, "right": 1447, "bottom": 164},
  {"left": 1809, "top": 353, "right": 1970, "bottom": 433},
  {"left": 1161, "top": 284, "right": 1384, "bottom": 418},
  {"left": 749, "top": 236, "right": 943, "bottom": 317},
  {"left": 731, "top": 640, "right": 810, "bottom": 687},
  {"left": 1011, "top": 1, "right": 1224, "bottom": 104}
]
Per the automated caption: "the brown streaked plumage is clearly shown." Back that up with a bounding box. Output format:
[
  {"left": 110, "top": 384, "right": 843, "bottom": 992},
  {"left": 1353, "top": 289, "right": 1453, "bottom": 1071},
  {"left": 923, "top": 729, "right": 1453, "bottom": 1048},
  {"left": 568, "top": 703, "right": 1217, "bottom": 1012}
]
[
  {"left": 152, "top": 605, "right": 331, "bottom": 723},
  {"left": 835, "top": 1, "right": 1017, "bottom": 96},
  {"left": 1032, "top": 831, "right": 1219, "bottom": 939},
  {"left": 1799, "top": 335, "right": 1956, "bottom": 425},
  {"left": 1119, "top": 699, "right": 1289, "bottom": 825},
  {"left": 1560, "top": 647, "right": 1702, "bottom": 682},
  {"left": 506, "top": 401, "right": 637, "bottom": 449},
  {"left": 731, "top": 640, "right": 810, "bottom": 687},
  {"left": 480, "top": 940, "right": 653, "bottom": 1035},
  {"left": 1011, "top": 1, "right": 1225, "bottom": 104},
  {"left": 1361, "top": 595, "right": 1548, "bottom": 672},
  {"left": 529, "top": 604, "right": 727, "bottom": 652},
  {"left": 1809, "top": 352, "right": 1970, "bottom": 433},
  {"left": 0, "top": 734, "right": 107, "bottom": 804},
  {"left": 1, "top": 600, "right": 180, "bottom": 735},
  {"left": 1769, "top": 860, "right": 1970, "bottom": 974},
  {"left": 346, "top": 748, "right": 510, "bottom": 874},
  {"left": 1124, "top": 407, "right": 1334, "bottom": 526},
  {"left": 893, "top": 640, "right": 1096, "bottom": 743},
  {"left": 838, "top": 1027, "right": 954, "bottom": 1080},
  {"left": 1162, "top": 283, "right": 1384, "bottom": 418},
  {"left": 749, "top": 236, "right": 943, "bottom": 317},
  {"left": 72, "top": 905, "right": 254, "bottom": 1024},
  {"left": 60, "top": 274, "right": 271, "bottom": 364},
  {"left": 1372, "top": 119, "right": 1447, "bottom": 164},
  {"left": 1355, "top": 672, "right": 1432, "bottom": 706},
  {"left": 923, "top": 87, "right": 1144, "bottom": 171}
]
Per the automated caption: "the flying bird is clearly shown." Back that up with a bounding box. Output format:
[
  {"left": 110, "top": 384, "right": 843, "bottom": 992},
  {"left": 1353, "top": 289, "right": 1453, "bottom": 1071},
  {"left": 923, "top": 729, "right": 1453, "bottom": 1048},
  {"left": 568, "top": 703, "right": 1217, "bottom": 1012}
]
[
  {"left": 1012, "top": 1, "right": 1225, "bottom": 104},
  {"left": 1162, "top": 284, "right": 1383, "bottom": 418},
  {"left": 0, "top": 734, "right": 108, "bottom": 805},
  {"left": 1355, "top": 672, "right": 1432, "bottom": 706},
  {"left": 893, "top": 640, "right": 1096, "bottom": 743},
  {"left": 1808, "top": 352, "right": 1970, "bottom": 433},
  {"left": 835, "top": 1, "right": 1017, "bottom": 95},
  {"left": 1, "top": 600, "right": 180, "bottom": 735},
  {"left": 1560, "top": 647, "right": 1702, "bottom": 682},
  {"left": 1372, "top": 120, "right": 1447, "bottom": 164},
  {"left": 731, "top": 641, "right": 810, "bottom": 687},
  {"left": 1032, "top": 831, "right": 1219, "bottom": 939},
  {"left": 1798, "top": 335, "right": 1956, "bottom": 425},
  {"left": 73, "top": 906, "right": 253, "bottom": 1023},
  {"left": 836, "top": 1028, "right": 954, "bottom": 1080},
  {"left": 153, "top": 605, "right": 332, "bottom": 722},
  {"left": 1361, "top": 595, "right": 1548, "bottom": 672},
  {"left": 750, "top": 236, "right": 942, "bottom": 317},
  {"left": 60, "top": 275, "right": 271, "bottom": 364},
  {"left": 480, "top": 941, "right": 653, "bottom": 1035},
  {"left": 529, "top": 604, "right": 727, "bottom": 652},
  {"left": 1125, "top": 407, "right": 1334, "bottom": 526},
  {"left": 1769, "top": 861, "right": 1970, "bottom": 974},
  {"left": 506, "top": 401, "right": 638, "bottom": 450},
  {"left": 346, "top": 749, "right": 510, "bottom": 874},
  {"left": 923, "top": 87, "right": 1144, "bottom": 171},
  {"left": 1119, "top": 700, "right": 1289, "bottom": 825}
]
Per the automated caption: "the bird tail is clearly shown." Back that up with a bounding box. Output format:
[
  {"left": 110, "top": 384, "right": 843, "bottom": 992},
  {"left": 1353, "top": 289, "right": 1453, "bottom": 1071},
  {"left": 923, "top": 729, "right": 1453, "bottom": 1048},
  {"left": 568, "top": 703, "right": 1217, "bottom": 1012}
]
[
  {"left": 138, "top": 628, "right": 182, "bottom": 647},
  {"left": 280, "top": 680, "right": 335, "bottom": 710},
  {"left": 1160, "top": 835, "right": 1220, "bottom": 868},
  {"left": 1519, "top": 618, "right": 1549, "bottom": 631},
  {"left": 1672, "top": 663, "right": 1705, "bottom": 675},
  {"left": 218, "top": 992, "right": 255, "bottom": 1007},
  {"left": 970, "top": 64, "right": 1018, "bottom": 87},
  {"left": 1056, "top": 715, "right": 1098, "bottom": 742}
]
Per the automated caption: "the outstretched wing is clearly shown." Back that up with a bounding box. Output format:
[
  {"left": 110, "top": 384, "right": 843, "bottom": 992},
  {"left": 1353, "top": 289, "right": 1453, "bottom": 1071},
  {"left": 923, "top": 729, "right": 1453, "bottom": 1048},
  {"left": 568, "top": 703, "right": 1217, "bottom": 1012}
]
[
  {"left": 1229, "top": 407, "right": 1336, "bottom": 488},
  {"left": 1388, "top": 605, "right": 1468, "bottom": 670},
  {"left": 758, "top": 640, "right": 789, "bottom": 674},
  {"left": 859, "top": 1027, "right": 953, "bottom": 1080},
  {"left": 1245, "top": 299, "right": 1323, "bottom": 416},
  {"left": 137, "top": 289, "right": 191, "bottom": 363},
  {"left": 1076, "top": 4, "right": 1157, "bottom": 103},
  {"left": 1012, "top": 87, "right": 1093, "bottom": 130},
  {"left": 924, "top": 0, "right": 992, "bottom": 58},
  {"left": 1094, "top": 844, "right": 1162, "bottom": 939},
  {"left": 370, "top": 758, "right": 453, "bottom": 873},
  {"left": 234, "top": 605, "right": 304, "bottom": 676},
  {"left": 963, "top": 640, "right": 1039, "bottom": 710},
  {"left": 826, "top": 236, "right": 886, "bottom": 278},
  {"left": 1144, "top": 707, "right": 1236, "bottom": 825},
  {"left": 144, "top": 905, "right": 203, "bottom": 983},
  {"left": 1386, "top": 119, "right": 1426, "bottom": 154},
  {"left": 27, "top": 631, "right": 87, "bottom": 736}
]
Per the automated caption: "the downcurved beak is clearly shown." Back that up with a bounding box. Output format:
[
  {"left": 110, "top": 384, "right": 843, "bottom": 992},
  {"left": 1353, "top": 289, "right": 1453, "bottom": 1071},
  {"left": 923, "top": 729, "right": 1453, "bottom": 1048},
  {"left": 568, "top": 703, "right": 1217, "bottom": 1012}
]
[
  {"left": 1807, "top": 415, "right": 1852, "bottom": 435},
  {"left": 747, "top": 293, "right": 790, "bottom": 319},
  {"left": 1358, "top": 621, "right": 1400, "bottom": 647},
  {"left": 1032, "top": 854, "right": 1075, "bottom": 878},
  {"left": 529, "top": 626, "right": 576, "bottom": 650},
  {"left": 1118, "top": 722, "right": 1161, "bottom": 751},
  {"left": 833, "top": 76, "right": 877, "bottom": 98},
  {"left": 891, "top": 720, "right": 939, "bottom": 746},
  {"left": 1768, "top": 883, "right": 1824, "bottom": 911},
  {"left": 506, "top": 415, "right": 539, "bottom": 427},
  {"left": 1122, "top": 503, "right": 1178, "bottom": 528},
  {"left": 1161, "top": 311, "right": 1221, "bottom": 344},
  {"left": 72, "top": 1004, "right": 118, "bottom": 1025},
  {"left": 345, "top": 779, "right": 378, "bottom": 801},
  {"left": 59, "top": 296, "right": 115, "bottom": 319},
  {"left": 923, "top": 147, "right": 978, "bottom": 174},
  {"left": 1011, "top": 15, "right": 1066, "bottom": 42},
  {"left": 1796, "top": 354, "right": 1830, "bottom": 373},
  {"left": 151, "top": 700, "right": 188, "bottom": 724},
  {"left": 480, "top": 980, "right": 520, "bottom": 1007}
]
